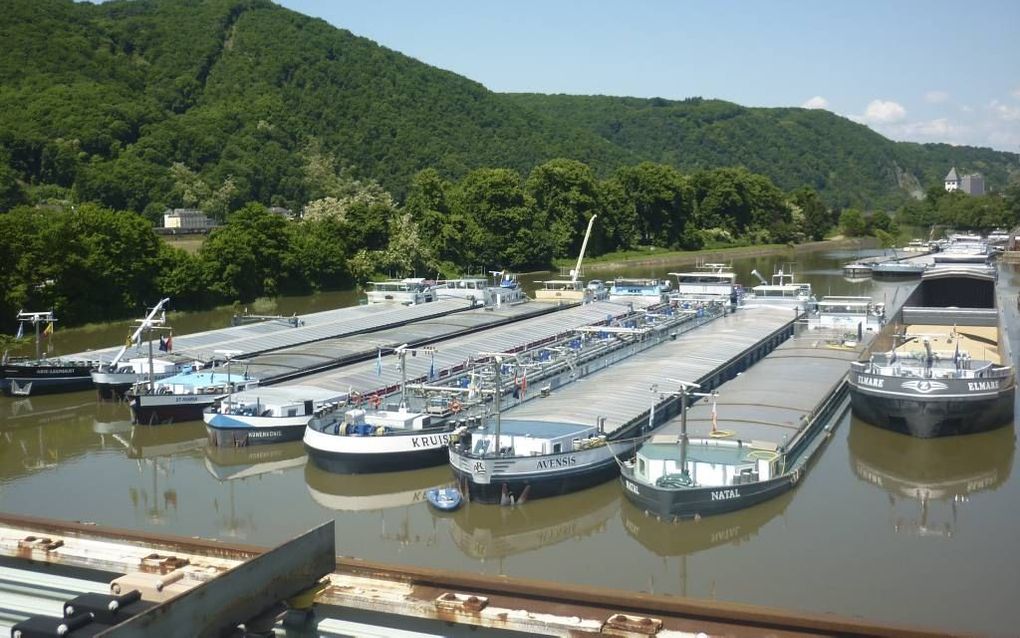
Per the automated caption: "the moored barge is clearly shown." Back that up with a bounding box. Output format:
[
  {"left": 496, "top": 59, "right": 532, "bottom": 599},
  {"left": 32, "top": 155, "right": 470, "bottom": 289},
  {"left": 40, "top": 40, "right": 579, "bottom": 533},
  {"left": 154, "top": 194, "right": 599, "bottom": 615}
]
[
  {"left": 450, "top": 304, "right": 800, "bottom": 504},
  {"left": 849, "top": 265, "right": 1014, "bottom": 438},
  {"left": 620, "top": 296, "right": 888, "bottom": 519}
]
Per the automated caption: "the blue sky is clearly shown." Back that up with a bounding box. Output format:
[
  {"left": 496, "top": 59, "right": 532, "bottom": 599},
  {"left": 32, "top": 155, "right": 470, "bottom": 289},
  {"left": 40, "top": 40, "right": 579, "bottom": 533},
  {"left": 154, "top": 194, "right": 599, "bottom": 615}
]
[{"left": 277, "top": 1, "right": 1020, "bottom": 152}]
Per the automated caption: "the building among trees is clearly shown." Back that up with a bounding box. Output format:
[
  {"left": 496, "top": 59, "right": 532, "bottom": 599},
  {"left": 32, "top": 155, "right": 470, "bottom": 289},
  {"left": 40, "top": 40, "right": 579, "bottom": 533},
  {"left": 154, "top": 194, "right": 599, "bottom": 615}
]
[
  {"left": 944, "top": 166, "right": 985, "bottom": 195},
  {"left": 162, "top": 208, "right": 216, "bottom": 229}
]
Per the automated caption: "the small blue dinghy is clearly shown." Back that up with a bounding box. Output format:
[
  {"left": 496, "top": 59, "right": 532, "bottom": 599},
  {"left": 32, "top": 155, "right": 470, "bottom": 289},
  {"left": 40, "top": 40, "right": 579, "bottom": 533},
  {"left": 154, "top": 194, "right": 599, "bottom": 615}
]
[{"left": 425, "top": 486, "right": 463, "bottom": 512}]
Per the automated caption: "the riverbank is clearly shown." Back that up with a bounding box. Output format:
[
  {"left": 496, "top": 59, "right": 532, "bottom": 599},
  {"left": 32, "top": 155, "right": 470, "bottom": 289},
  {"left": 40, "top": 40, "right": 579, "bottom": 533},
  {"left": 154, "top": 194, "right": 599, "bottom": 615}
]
[{"left": 555, "top": 237, "right": 874, "bottom": 273}]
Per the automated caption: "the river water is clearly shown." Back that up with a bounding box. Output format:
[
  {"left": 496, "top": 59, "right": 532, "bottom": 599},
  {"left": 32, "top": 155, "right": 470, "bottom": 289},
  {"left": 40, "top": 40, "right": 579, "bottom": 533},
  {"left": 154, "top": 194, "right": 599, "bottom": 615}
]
[{"left": 2, "top": 248, "right": 1018, "bottom": 636}]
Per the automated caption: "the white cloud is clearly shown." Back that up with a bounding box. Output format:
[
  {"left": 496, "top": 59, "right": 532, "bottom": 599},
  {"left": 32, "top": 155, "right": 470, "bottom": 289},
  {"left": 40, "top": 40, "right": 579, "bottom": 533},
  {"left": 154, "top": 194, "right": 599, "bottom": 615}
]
[
  {"left": 862, "top": 99, "right": 907, "bottom": 124},
  {"left": 923, "top": 90, "right": 949, "bottom": 104},
  {"left": 801, "top": 96, "right": 829, "bottom": 110},
  {"left": 990, "top": 99, "right": 1020, "bottom": 121},
  {"left": 1011, "top": 87, "right": 1020, "bottom": 100}
]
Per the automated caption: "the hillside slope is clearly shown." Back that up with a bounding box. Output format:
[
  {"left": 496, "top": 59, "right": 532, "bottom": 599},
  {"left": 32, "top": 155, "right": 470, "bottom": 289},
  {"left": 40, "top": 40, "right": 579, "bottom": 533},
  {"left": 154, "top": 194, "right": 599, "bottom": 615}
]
[
  {"left": 503, "top": 94, "right": 1018, "bottom": 209},
  {"left": 1, "top": 0, "right": 1015, "bottom": 214}
]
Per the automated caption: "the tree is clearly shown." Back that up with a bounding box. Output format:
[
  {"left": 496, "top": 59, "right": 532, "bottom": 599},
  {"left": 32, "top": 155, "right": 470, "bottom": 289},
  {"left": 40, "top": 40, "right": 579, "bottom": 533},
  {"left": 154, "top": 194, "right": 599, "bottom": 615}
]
[
  {"left": 525, "top": 159, "right": 603, "bottom": 258},
  {"left": 839, "top": 209, "right": 867, "bottom": 237},
  {"left": 451, "top": 168, "right": 552, "bottom": 270},
  {"left": 613, "top": 162, "right": 692, "bottom": 248},
  {"left": 791, "top": 187, "right": 830, "bottom": 241},
  {"left": 199, "top": 203, "right": 295, "bottom": 301}
]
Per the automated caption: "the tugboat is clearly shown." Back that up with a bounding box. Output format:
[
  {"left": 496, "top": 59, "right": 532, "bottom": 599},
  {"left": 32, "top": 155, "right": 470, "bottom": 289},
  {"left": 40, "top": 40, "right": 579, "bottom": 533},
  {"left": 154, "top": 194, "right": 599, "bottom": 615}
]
[
  {"left": 849, "top": 265, "right": 1014, "bottom": 437},
  {"left": 1, "top": 311, "right": 98, "bottom": 396}
]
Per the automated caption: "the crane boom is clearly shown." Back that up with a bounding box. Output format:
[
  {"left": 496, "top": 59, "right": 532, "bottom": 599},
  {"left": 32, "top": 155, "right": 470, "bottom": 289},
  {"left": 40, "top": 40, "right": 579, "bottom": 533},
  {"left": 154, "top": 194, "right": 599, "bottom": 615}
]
[{"left": 571, "top": 215, "right": 597, "bottom": 283}]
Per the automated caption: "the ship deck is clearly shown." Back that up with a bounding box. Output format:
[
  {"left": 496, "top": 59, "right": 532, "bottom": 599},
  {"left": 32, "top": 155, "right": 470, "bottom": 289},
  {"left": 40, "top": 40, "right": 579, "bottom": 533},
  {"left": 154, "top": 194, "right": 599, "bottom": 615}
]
[
  {"left": 498, "top": 305, "right": 800, "bottom": 437},
  {"left": 897, "top": 324, "right": 1002, "bottom": 364},
  {"left": 655, "top": 331, "right": 867, "bottom": 446}
]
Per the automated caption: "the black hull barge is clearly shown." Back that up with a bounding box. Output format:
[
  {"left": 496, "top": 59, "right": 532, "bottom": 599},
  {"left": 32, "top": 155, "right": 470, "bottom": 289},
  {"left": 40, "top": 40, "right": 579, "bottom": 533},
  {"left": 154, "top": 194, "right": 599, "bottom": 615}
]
[
  {"left": 451, "top": 304, "right": 802, "bottom": 505},
  {"left": 849, "top": 265, "right": 1014, "bottom": 438},
  {"left": 0, "top": 362, "right": 96, "bottom": 396},
  {"left": 621, "top": 296, "right": 889, "bottom": 520}
]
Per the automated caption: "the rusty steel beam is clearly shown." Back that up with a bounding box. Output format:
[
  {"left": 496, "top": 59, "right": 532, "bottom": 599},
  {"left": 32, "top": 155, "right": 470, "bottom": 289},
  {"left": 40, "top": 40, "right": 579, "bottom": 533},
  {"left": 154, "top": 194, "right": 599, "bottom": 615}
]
[
  {"left": 99, "top": 521, "right": 334, "bottom": 637},
  {"left": 0, "top": 513, "right": 948, "bottom": 638}
]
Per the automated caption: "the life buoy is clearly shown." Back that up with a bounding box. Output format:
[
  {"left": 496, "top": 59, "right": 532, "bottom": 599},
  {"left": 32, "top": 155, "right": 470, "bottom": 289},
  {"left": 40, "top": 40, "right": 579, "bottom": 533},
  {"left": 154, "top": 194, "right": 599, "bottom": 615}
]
[{"left": 450, "top": 399, "right": 462, "bottom": 414}]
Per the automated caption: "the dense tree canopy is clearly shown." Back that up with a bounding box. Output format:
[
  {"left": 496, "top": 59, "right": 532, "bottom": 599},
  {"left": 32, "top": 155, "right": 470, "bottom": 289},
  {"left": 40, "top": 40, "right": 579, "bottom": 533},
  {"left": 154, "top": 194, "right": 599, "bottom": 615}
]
[{"left": 0, "top": 0, "right": 1015, "bottom": 218}]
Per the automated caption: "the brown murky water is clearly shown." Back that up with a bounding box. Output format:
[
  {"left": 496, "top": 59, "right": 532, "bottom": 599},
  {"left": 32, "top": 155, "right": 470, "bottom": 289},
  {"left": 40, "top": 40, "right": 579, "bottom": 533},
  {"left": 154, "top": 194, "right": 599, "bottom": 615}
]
[{"left": 2, "top": 248, "right": 1018, "bottom": 635}]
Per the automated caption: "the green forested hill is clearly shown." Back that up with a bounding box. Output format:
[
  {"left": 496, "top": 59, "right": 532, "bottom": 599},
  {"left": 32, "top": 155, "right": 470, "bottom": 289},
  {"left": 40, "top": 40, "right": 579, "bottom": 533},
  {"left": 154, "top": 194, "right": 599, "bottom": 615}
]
[
  {"left": 0, "top": 0, "right": 1016, "bottom": 216},
  {"left": 0, "top": 0, "right": 633, "bottom": 215},
  {"left": 502, "top": 94, "right": 1019, "bottom": 209}
]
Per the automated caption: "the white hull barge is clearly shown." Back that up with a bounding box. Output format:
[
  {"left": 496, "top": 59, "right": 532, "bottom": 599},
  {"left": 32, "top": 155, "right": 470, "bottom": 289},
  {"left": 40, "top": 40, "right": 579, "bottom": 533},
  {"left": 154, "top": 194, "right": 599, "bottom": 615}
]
[
  {"left": 450, "top": 305, "right": 802, "bottom": 504},
  {"left": 204, "top": 385, "right": 348, "bottom": 446},
  {"left": 304, "top": 408, "right": 449, "bottom": 473},
  {"left": 620, "top": 296, "right": 889, "bottom": 519}
]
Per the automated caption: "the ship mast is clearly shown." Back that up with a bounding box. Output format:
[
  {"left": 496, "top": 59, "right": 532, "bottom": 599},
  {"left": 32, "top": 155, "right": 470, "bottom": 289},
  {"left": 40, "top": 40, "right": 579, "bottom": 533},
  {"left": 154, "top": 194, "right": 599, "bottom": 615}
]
[{"left": 109, "top": 298, "right": 171, "bottom": 368}]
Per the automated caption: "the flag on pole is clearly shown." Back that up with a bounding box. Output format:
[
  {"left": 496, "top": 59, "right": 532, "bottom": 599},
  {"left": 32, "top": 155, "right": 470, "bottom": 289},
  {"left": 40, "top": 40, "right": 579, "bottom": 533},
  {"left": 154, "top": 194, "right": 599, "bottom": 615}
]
[
  {"left": 428, "top": 350, "right": 436, "bottom": 381},
  {"left": 15, "top": 322, "right": 23, "bottom": 340},
  {"left": 520, "top": 368, "right": 527, "bottom": 400},
  {"left": 166, "top": 333, "right": 173, "bottom": 352},
  {"left": 158, "top": 336, "right": 168, "bottom": 352},
  {"left": 376, "top": 348, "right": 383, "bottom": 377},
  {"left": 711, "top": 399, "right": 718, "bottom": 432},
  {"left": 953, "top": 339, "right": 961, "bottom": 369},
  {"left": 125, "top": 332, "right": 133, "bottom": 348},
  {"left": 648, "top": 398, "right": 655, "bottom": 429},
  {"left": 43, "top": 322, "right": 54, "bottom": 338}
]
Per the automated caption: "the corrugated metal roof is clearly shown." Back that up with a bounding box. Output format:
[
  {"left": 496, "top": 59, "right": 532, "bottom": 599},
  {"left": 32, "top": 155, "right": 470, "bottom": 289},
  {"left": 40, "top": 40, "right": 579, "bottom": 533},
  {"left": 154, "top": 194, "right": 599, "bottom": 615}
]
[
  {"left": 66, "top": 300, "right": 481, "bottom": 364},
  {"left": 657, "top": 331, "right": 865, "bottom": 445},
  {"left": 0, "top": 565, "right": 110, "bottom": 634},
  {"left": 501, "top": 306, "right": 799, "bottom": 436},
  {"left": 278, "top": 300, "right": 647, "bottom": 395}
]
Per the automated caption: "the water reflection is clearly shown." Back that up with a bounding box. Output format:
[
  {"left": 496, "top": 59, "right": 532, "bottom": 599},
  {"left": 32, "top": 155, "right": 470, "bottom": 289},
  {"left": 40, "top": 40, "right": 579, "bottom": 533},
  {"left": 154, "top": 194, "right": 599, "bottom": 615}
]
[
  {"left": 848, "top": 418, "right": 1015, "bottom": 537},
  {"left": 448, "top": 484, "right": 619, "bottom": 560},
  {"left": 620, "top": 490, "right": 793, "bottom": 557},
  {"left": 124, "top": 423, "right": 206, "bottom": 460},
  {"left": 204, "top": 442, "right": 306, "bottom": 482},
  {"left": 0, "top": 399, "right": 130, "bottom": 481},
  {"left": 304, "top": 464, "right": 450, "bottom": 512}
]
